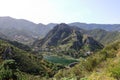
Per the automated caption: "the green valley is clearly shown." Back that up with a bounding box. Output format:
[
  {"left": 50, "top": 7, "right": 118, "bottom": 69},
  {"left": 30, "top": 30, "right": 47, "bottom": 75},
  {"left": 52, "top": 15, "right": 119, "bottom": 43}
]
[{"left": 0, "top": 17, "right": 120, "bottom": 80}]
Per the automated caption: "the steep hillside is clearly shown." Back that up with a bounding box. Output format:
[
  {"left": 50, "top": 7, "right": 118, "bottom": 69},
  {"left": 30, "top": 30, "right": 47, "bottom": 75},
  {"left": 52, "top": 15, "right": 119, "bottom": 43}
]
[
  {"left": 33, "top": 23, "right": 103, "bottom": 58},
  {"left": 54, "top": 41, "right": 120, "bottom": 80},
  {"left": 86, "top": 29, "right": 120, "bottom": 44},
  {"left": 35, "top": 23, "right": 82, "bottom": 49},
  {"left": 0, "top": 32, "right": 9, "bottom": 40},
  {"left": 0, "top": 39, "right": 63, "bottom": 80},
  {"left": 0, "top": 17, "right": 56, "bottom": 44},
  {"left": 0, "top": 33, "right": 32, "bottom": 52}
]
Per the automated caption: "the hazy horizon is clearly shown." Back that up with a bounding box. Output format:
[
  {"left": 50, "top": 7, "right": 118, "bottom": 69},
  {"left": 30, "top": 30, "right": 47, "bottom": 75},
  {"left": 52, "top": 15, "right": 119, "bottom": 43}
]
[{"left": 0, "top": 0, "right": 120, "bottom": 24}]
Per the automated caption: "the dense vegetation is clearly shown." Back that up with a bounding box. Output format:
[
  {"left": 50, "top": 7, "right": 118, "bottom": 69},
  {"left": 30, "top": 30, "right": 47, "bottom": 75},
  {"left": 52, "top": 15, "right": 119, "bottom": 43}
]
[
  {"left": 54, "top": 41, "right": 120, "bottom": 80},
  {"left": 1, "top": 39, "right": 120, "bottom": 80},
  {"left": 0, "top": 40, "right": 64, "bottom": 80},
  {"left": 0, "top": 37, "right": 32, "bottom": 52}
]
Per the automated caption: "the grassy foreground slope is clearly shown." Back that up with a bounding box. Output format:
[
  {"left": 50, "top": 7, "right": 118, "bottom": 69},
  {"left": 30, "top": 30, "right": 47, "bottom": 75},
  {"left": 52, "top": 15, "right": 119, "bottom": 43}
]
[{"left": 54, "top": 41, "right": 120, "bottom": 80}]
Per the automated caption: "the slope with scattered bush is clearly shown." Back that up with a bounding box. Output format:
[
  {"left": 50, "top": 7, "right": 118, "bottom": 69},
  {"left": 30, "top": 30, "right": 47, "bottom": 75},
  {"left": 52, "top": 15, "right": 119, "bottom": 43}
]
[{"left": 54, "top": 41, "right": 120, "bottom": 80}]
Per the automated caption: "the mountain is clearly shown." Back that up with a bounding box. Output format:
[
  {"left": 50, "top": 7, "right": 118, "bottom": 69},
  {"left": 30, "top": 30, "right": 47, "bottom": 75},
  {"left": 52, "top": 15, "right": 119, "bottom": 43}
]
[
  {"left": 69, "top": 22, "right": 120, "bottom": 31},
  {"left": 33, "top": 23, "right": 103, "bottom": 57},
  {"left": 34, "top": 23, "right": 82, "bottom": 49},
  {"left": 0, "top": 39, "right": 64, "bottom": 79},
  {"left": 1, "top": 16, "right": 120, "bottom": 45},
  {"left": 0, "top": 17, "right": 56, "bottom": 44},
  {"left": 0, "top": 32, "right": 9, "bottom": 40},
  {"left": 86, "top": 29, "right": 120, "bottom": 44},
  {"left": 46, "top": 23, "right": 57, "bottom": 29},
  {"left": 0, "top": 31, "right": 31, "bottom": 51},
  {"left": 35, "top": 23, "right": 57, "bottom": 38}
]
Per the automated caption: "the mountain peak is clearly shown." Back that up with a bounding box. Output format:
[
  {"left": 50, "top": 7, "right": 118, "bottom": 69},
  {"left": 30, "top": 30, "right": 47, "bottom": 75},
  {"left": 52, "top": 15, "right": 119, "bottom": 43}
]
[
  {"left": 55, "top": 23, "right": 70, "bottom": 29},
  {"left": 59, "top": 23, "right": 68, "bottom": 26},
  {"left": 33, "top": 23, "right": 103, "bottom": 54}
]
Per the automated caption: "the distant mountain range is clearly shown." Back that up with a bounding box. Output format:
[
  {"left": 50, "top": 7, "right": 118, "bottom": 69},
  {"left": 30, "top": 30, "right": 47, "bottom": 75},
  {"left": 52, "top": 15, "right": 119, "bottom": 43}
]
[
  {"left": 86, "top": 29, "right": 120, "bottom": 44},
  {"left": 0, "top": 17, "right": 56, "bottom": 44},
  {"left": 69, "top": 22, "right": 120, "bottom": 31},
  {"left": 0, "top": 16, "right": 120, "bottom": 45}
]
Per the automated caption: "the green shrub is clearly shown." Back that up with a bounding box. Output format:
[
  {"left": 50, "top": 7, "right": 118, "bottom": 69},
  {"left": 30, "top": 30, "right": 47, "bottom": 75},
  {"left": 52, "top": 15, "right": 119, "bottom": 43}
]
[
  {"left": 109, "top": 62, "right": 120, "bottom": 79},
  {"left": 0, "top": 60, "right": 17, "bottom": 80}
]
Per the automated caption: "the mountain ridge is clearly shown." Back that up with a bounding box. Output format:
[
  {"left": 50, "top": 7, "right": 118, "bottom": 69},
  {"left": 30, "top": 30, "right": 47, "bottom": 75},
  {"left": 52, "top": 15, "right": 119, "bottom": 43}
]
[
  {"left": 33, "top": 23, "right": 103, "bottom": 58},
  {"left": 0, "top": 16, "right": 120, "bottom": 45},
  {"left": 0, "top": 17, "right": 57, "bottom": 44}
]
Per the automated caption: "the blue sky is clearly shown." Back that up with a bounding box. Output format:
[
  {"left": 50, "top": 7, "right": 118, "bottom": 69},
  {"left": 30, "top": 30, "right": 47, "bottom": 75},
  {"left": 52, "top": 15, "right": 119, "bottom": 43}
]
[{"left": 0, "top": 0, "right": 120, "bottom": 24}]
